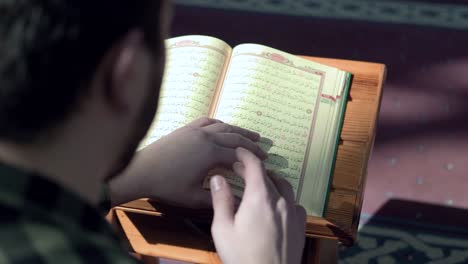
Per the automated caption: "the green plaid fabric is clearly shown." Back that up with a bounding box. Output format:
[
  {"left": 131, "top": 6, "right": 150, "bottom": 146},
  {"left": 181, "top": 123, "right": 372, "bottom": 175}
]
[{"left": 0, "top": 162, "right": 140, "bottom": 263}]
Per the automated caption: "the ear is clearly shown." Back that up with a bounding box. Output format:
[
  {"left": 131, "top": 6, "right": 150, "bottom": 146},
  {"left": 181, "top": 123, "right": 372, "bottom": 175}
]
[{"left": 100, "top": 29, "right": 146, "bottom": 113}]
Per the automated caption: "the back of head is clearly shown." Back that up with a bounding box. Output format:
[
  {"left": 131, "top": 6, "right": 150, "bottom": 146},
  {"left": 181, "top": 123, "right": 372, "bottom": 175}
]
[{"left": 0, "top": 0, "right": 164, "bottom": 143}]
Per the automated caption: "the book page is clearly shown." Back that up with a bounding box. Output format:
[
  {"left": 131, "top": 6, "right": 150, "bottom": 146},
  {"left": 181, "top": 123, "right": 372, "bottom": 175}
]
[
  {"left": 213, "top": 44, "right": 326, "bottom": 196},
  {"left": 139, "top": 36, "right": 231, "bottom": 148}
]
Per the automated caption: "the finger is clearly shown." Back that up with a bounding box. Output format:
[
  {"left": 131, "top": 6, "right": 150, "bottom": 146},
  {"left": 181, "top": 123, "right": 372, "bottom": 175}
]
[
  {"left": 235, "top": 147, "right": 272, "bottom": 196},
  {"left": 188, "top": 117, "right": 223, "bottom": 128},
  {"left": 232, "top": 161, "right": 245, "bottom": 176},
  {"left": 233, "top": 161, "right": 277, "bottom": 196},
  {"left": 210, "top": 176, "right": 235, "bottom": 226},
  {"left": 295, "top": 205, "right": 307, "bottom": 231},
  {"left": 204, "top": 123, "right": 260, "bottom": 142},
  {"left": 267, "top": 170, "right": 295, "bottom": 204},
  {"left": 211, "top": 146, "right": 238, "bottom": 168},
  {"left": 213, "top": 133, "right": 267, "bottom": 160},
  {"left": 210, "top": 146, "right": 257, "bottom": 172},
  {"left": 211, "top": 145, "right": 262, "bottom": 168}
]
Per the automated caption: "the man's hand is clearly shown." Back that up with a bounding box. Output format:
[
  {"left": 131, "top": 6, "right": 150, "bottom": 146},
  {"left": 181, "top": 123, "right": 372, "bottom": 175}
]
[
  {"left": 210, "top": 147, "right": 306, "bottom": 264},
  {"left": 109, "top": 117, "right": 267, "bottom": 208}
]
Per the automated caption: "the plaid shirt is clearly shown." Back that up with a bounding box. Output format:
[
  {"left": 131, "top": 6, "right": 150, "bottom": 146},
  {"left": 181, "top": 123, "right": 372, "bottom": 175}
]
[{"left": 0, "top": 162, "right": 140, "bottom": 263}]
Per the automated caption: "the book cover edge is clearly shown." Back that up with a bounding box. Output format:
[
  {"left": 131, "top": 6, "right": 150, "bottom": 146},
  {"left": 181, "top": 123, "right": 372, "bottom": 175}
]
[{"left": 321, "top": 72, "right": 353, "bottom": 219}]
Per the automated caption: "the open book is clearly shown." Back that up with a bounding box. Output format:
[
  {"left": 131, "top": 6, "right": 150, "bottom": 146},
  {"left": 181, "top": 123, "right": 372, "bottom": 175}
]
[{"left": 139, "top": 35, "right": 351, "bottom": 217}]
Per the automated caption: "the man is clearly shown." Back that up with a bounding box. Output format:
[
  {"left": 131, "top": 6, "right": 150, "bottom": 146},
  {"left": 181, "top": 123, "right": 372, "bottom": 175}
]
[{"left": 0, "top": 1, "right": 306, "bottom": 263}]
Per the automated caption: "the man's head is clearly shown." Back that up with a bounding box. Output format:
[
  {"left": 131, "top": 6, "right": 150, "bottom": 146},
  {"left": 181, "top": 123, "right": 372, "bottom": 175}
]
[{"left": 0, "top": 1, "right": 172, "bottom": 180}]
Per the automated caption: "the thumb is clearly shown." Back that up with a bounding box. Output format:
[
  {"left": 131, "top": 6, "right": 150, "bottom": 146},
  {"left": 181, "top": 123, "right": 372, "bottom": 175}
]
[{"left": 210, "top": 175, "right": 235, "bottom": 227}]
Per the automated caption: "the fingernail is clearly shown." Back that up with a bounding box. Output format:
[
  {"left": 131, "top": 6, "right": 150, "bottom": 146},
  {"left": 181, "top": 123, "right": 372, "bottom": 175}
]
[
  {"left": 233, "top": 162, "right": 244, "bottom": 174},
  {"left": 210, "top": 176, "right": 224, "bottom": 191}
]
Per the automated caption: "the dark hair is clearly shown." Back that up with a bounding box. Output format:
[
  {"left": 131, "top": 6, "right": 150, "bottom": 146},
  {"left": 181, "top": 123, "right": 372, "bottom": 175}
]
[{"left": 0, "top": 0, "right": 163, "bottom": 142}]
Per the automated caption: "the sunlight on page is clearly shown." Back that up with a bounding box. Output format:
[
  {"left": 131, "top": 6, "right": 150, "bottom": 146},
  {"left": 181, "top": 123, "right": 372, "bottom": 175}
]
[{"left": 139, "top": 36, "right": 231, "bottom": 149}]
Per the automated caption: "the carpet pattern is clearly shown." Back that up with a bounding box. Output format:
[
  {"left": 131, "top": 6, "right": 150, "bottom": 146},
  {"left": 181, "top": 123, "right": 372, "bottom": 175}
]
[
  {"left": 340, "top": 200, "right": 468, "bottom": 263},
  {"left": 174, "top": 0, "right": 468, "bottom": 30},
  {"left": 341, "top": 225, "right": 468, "bottom": 264}
]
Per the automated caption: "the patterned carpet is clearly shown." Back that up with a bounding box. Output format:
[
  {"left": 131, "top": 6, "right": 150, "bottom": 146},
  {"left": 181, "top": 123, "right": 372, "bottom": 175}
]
[
  {"left": 175, "top": 0, "right": 468, "bottom": 30},
  {"left": 162, "top": 0, "right": 468, "bottom": 263},
  {"left": 340, "top": 200, "right": 468, "bottom": 263}
]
